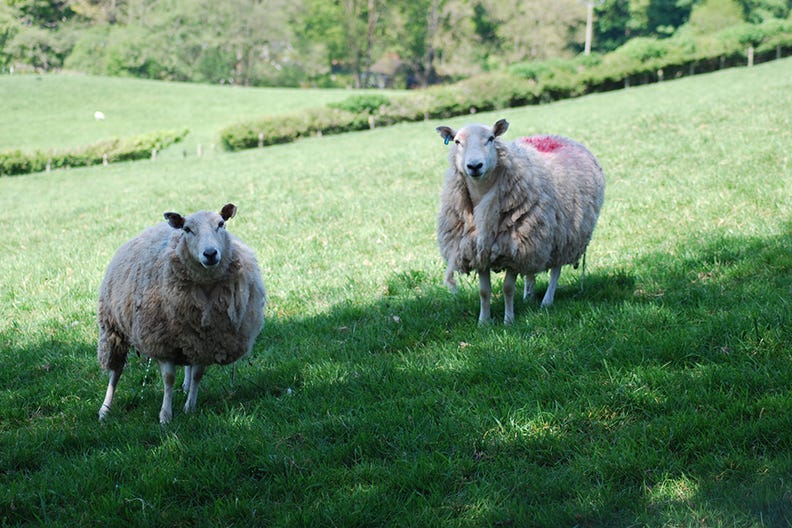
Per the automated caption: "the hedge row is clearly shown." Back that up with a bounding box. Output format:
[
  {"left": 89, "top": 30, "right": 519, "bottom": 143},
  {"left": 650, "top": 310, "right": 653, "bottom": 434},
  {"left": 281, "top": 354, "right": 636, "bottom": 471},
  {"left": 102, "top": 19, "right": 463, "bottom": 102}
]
[
  {"left": 219, "top": 108, "right": 371, "bottom": 151},
  {"left": 220, "top": 19, "right": 792, "bottom": 152},
  {"left": 0, "top": 128, "right": 189, "bottom": 176}
]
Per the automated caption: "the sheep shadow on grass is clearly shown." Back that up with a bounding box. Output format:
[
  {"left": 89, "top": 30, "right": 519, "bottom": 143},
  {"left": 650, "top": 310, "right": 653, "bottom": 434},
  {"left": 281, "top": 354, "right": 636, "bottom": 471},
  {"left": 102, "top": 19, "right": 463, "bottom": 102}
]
[
  {"left": 230, "top": 263, "right": 636, "bottom": 407},
  {"left": 1, "top": 228, "right": 789, "bottom": 526},
  {"left": 226, "top": 227, "right": 792, "bottom": 525}
]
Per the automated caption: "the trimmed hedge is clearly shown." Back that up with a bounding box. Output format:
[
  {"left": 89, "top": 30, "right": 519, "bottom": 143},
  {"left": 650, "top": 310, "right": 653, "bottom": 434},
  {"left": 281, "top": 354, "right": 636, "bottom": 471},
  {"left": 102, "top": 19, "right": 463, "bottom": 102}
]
[
  {"left": 220, "top": 107, "right": 370, "bottom": 151},
  {"left": 328, "top": 94, "right": 391, "bottom": 114},
  {"left": 0, "top": 128, "right": 189, "bottom": 176},
  {"left": 219, "top": 19, "right": 792, "bottom": 152}
]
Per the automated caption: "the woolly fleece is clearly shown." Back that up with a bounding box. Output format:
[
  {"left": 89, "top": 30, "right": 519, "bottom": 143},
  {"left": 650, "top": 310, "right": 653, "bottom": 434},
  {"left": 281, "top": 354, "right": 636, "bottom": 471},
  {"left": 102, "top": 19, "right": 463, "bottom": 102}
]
[
  {"left": 437, "top": 119, "right": 605, "bottom": 307},
  {"left": 97, "top": 208, "right": 266, "bottom": 372}
]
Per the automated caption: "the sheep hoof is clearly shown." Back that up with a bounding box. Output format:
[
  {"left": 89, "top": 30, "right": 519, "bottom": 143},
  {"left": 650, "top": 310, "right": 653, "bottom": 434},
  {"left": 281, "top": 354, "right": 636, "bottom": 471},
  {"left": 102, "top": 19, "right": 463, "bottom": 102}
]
[{"left": 159, "top": 409, "right": 173, "bottom": 424}]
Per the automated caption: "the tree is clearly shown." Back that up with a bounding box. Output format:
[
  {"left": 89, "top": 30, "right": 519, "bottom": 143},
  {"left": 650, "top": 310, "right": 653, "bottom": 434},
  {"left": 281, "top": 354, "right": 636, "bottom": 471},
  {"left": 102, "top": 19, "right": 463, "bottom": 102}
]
[
  {"left": 644, "top": 0, "right": 695, "bottom": 35},
  {"left": 686, "top": 0, "right": 745, "bottom": 34},
  {"left": 595, "top": 0, "right": 632, "bottom": 51},
  {"left": 64, "top": 0, "right": 301, "bottom": 85},
  {"left": 7, "top": 0, "right": 787, "bottom": 86},
  {"left": 301, "top": 0, "right": 386, "bottom": 88},
  {"left": 489, "top": 0, "right": 586, "bottom": 61},
  {"left": 0, "top": 2, "right": 20, "bottom": 67},
  {"left": 5, "top": 0, "right": 74, "bottom": 28},
  {"left": 737, "top": 0, "right": 792, "bottom": 22},
  {"left": 2, "top": 0, "right": 78, "bottom": 70},
  {"left": 5, "top": 23, "right": 68, "bottom": 69},
  {"left": 208, "top": 0, "right": 298, "bottom": 86},
  {"left": 390, "top": 0, "right": 517, "bottom": 85},
  {"left": 594, "top": 0, "right": 696, "bottom": 51},
  {"left": 387, "top": 0, "right": 455, "bottom": 87},
  {"left": 69, "top": 0, "right": 128, "bottom": 25}
]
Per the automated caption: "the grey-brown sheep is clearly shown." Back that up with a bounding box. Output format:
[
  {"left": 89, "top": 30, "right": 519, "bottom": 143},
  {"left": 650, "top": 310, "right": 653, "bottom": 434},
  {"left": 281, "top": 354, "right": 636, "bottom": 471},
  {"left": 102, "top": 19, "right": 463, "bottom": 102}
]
[
  {"left": 436, "top": 119, "right": 605, "bottom": 324},
  {"left": 97, "top": 203, "right": 266, "bottom": 423}
]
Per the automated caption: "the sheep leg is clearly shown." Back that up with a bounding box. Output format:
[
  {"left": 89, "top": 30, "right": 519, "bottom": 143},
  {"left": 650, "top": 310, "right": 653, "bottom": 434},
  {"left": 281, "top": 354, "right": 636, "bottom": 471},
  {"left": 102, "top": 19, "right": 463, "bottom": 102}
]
[
  {"left": 523, "top": 273, "right": 535, "bottom": 300},
  {"left": 182, "top": 365, "right": 192, "bottom": 393},
  {"left": 503, "top": 270, "right": 517, "bottom": 325},
  {"left": 99, "top": 367, "right": 122, "bottom": 421},
  {"left": 540, "top": 266, "right": 562, "bottom": 307},
  {"left": 97, "top": 326, "right": 128, "bottom": 421},
  {"left": 478, "top": 269, "right": 492, "bottom": 324},
  {"left": 158, "top": 360, "right": 176, "bottom": 424},
  {"left": 184, "top": 364, "right": 206, "bottom": 414},
  {"left": 444, "top": 263, "right": 458, "bottom": 293}
]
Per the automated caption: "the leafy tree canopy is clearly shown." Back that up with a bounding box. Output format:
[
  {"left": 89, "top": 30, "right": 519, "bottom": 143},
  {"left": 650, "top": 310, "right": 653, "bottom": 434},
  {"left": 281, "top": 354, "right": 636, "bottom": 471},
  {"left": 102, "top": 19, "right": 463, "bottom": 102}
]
[{"left": 1, "top": 0, "right": 790, "bottom": 85}]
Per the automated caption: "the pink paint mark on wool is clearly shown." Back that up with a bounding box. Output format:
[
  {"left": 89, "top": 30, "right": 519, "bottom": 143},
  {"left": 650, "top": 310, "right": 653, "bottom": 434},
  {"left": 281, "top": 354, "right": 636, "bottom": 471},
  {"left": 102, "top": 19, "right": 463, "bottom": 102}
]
[{"left": 520, "top": 135, "right": 564, "bottom": 153}]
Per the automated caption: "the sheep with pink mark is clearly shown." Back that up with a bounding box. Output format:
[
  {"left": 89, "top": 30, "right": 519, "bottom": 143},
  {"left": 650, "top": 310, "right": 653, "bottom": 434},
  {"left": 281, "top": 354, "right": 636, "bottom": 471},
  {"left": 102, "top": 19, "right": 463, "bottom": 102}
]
[
  {"left": 436, "top": 118, "right": 605, "bottom": 324},
  {"left": 97, "top": 203, "right": 266, "bottom": 423}
]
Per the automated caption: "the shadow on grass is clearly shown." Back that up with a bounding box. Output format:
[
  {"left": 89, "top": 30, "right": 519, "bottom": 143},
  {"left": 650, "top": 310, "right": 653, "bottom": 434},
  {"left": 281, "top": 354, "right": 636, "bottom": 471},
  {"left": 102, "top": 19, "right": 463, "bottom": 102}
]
[
  {"left": 2, "top": 227, "right": 789, "bottom": 526},
  {"left": 236, "top": 226, "right": 792, "bottom": 525}
]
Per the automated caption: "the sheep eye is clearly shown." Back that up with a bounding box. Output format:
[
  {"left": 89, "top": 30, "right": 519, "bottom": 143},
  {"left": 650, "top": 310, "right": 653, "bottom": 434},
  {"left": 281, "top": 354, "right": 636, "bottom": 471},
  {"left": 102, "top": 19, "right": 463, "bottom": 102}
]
[
  {"left": 454, "top": 139, "right": 461, "bottom": 145},
  {"left": 218, "top": 221, "right": 225, "bottom": 229},
  {"left": 183, "top": 226, "right": 192, "bottom": 234},
  {"left": 487, "top": 135, "right": 495, "bottom": 143}
]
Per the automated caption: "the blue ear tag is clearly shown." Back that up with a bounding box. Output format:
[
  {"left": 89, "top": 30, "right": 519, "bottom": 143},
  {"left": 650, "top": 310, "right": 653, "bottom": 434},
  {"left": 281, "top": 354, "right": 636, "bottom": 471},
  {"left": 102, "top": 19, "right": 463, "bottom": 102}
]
[{"left": 444, "top": 136, "right": 450, "bottom": 145}]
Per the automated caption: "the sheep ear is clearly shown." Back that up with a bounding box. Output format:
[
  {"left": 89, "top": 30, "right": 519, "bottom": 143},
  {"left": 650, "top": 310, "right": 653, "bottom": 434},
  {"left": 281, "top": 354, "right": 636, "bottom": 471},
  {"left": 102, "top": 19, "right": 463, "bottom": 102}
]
[
  {"left": 436, "top": 126, "right": 456, "bottom": 145},
  {"left": 493, "top": 119, "right": 509, "bottom": 137},
  {"left": 164, "top": 212, "right": 185, "bottom": 229},
  {"left": 220, "top": 203, "right": 237, "bottom": 221}
]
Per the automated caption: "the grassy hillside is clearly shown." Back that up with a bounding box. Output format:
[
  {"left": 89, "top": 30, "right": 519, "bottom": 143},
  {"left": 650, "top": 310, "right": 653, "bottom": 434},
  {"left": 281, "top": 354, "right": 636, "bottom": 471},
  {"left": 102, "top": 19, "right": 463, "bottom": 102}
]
[
  {"left": 0, "top": 58, "right": 790, "bottom": 526},
  {"left": 0, "top": 72, "right": 399, "bottom": 159}
]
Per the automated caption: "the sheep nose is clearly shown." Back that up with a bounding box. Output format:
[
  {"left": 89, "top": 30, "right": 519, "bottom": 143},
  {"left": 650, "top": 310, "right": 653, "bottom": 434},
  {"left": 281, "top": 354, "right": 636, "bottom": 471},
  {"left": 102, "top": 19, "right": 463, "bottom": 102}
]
[
  {"left": 203, "top": 248, "right": 219, "bottom": 264},
  {"left": 467, "top": 161, "right": 484, "bottom": 174}
]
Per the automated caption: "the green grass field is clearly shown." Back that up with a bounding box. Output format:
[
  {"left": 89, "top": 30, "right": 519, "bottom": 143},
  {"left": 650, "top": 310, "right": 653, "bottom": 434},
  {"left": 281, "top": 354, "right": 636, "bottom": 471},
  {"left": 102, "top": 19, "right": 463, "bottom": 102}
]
[
  {"left": 0, "top": 72, "right": 399, "bottom": 160},
  {"left": 1, "top": 58, "right": 791, "bottom": 526}
]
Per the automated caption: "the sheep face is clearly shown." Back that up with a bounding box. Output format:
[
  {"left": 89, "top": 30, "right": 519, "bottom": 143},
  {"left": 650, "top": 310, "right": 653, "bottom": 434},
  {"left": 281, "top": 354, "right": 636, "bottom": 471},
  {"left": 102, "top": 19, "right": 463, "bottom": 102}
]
[
  {"left": 165, "top": 203, "right": 237, "bottom": 270},
  {"left": 437, "top": 119, "right": 509, "bottom": 180}
]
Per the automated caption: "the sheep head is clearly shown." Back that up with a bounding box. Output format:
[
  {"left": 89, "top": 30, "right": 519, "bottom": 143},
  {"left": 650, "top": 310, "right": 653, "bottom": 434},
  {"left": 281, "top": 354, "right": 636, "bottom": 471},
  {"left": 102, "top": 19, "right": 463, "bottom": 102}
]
[
  {"left": 437, "top": 119, "right": 509, "bottom": 180},
  {"left": 164, "top": 204, "right": 237, "bottom": 270}
]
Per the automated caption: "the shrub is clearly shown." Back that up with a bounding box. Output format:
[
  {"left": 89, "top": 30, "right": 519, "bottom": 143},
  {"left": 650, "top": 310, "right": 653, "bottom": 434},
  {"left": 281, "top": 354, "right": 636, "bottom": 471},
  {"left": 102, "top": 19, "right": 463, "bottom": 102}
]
[
  {"left": 329, "top": 94, "right": 391, "bottom": 114},
  {"left": 0, "top": 150, "right": 38, "bottom": 176},
  {"left": 509, "top": 61, "right": 554, "bottom": 81},
  {"left": 219, "top": 108, "right": 370, "bottom": 151},
  {"left": 63, "top": 25, "right": 109, "bottom": 75},
  {"left": 0, "top": 129, "right": 188, "bottom": 177},
  {"left": 5, "top": 26, "right": 69, "bottom": 71},
  {"left": 373, "top": 93, "right": 431, "bottom": 126},
  {"left": 758, "top": 19, "right": 792, "bottom": 54}
]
